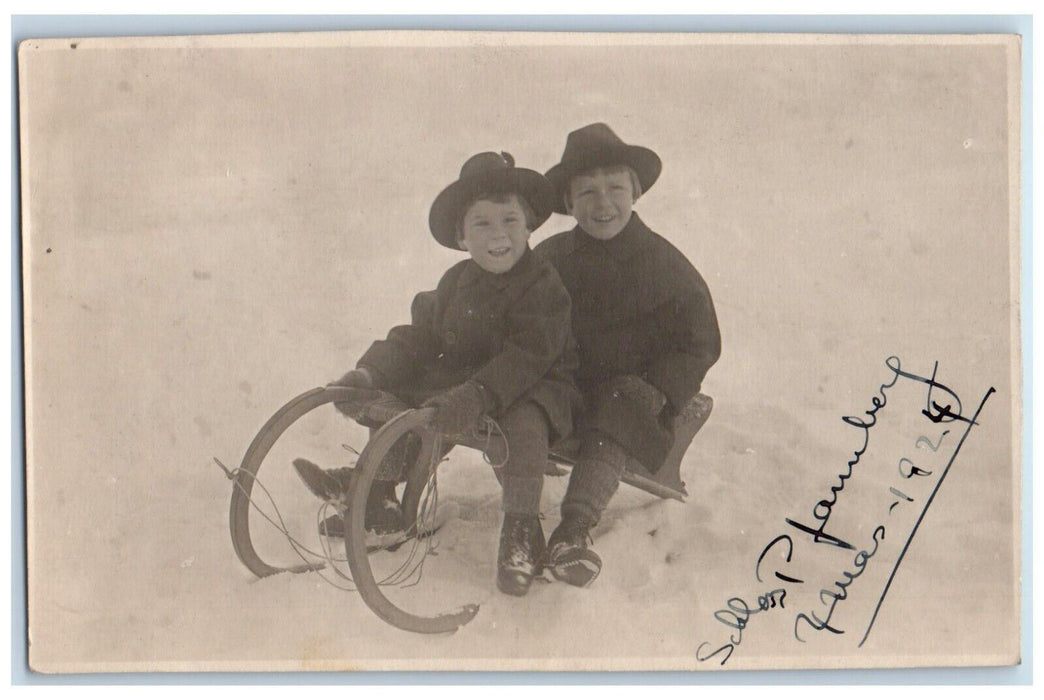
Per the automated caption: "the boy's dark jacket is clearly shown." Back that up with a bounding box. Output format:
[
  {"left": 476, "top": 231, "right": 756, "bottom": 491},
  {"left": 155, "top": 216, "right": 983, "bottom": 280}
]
[
  {"left": 534, "top": 212, "right": 721, "bottom": 469},
  {"left": 357, "top": 248, "right": 582, "bottom": 442}
]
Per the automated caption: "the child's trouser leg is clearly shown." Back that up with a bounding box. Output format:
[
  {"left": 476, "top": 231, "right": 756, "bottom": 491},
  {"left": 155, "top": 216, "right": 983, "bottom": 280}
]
[
  {"left": 497, "top": 402, "right": 550, "bottom": 515},
  {"left": 494, "top": 402, "right": 549, "bottom": 596}
]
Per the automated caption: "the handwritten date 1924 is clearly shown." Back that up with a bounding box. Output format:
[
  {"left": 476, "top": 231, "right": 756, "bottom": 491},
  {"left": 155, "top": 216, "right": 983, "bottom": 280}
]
[{"left": 694, "top": 356, "right": 994, "bottom": 666}]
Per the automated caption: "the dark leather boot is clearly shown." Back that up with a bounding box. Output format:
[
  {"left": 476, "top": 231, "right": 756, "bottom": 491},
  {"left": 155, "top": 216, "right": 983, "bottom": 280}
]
[
  {"left": 316, "top": 479, "right": 402, "bottom": 538},
  {"left": 546, "top": 516, "right": 602, "bottom": 588},
  {"left": 497, "top": 514, "right": 546, "bottom": 596}
]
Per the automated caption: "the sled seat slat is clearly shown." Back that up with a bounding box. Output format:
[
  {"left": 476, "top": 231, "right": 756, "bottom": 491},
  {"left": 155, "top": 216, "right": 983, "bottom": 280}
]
[{"left": 451, "top": 394, "right": 713, "bottom": 503}]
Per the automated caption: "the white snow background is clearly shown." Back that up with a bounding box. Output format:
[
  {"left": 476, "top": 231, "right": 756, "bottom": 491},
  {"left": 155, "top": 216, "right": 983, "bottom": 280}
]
[{"left": 20, "top": 34, "right": 1019, "bottom": 672}]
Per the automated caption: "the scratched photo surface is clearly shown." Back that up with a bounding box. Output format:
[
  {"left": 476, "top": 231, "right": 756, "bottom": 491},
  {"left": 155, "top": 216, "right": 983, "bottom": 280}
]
[{"left": 20, "top": 33, "right": 1020, "bottom": 672}]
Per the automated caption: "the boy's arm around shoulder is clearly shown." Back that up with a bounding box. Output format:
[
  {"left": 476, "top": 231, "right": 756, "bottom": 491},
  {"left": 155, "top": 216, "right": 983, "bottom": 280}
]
[
  {"left": 356, "top": 265, "right": 462, "bottom": 385},
  {"left": 644, "top": 245, "right": 722, "bottom": 413},
  {"left": 470, "top": 264, "right": 573, "bottom": 412}
]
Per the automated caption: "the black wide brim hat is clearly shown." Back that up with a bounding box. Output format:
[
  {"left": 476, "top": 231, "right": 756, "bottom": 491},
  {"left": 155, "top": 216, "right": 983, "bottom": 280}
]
[
  {"left": 429, "top": 151, "right": 555, "bottom": 249},
  {"left": 545, "top": 123, "right": 662, "bottom": 215}
]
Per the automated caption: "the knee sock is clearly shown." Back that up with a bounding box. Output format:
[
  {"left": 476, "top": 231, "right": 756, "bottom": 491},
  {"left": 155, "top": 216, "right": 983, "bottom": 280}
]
[{"left": 561, "top": 433, "right": 628, "bottom": 526}]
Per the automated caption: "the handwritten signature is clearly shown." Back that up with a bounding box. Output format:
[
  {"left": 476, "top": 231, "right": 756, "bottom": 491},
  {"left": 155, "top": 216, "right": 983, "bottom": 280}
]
[{"left": 697, "top": 356, "right": 995, "bottom": 665}]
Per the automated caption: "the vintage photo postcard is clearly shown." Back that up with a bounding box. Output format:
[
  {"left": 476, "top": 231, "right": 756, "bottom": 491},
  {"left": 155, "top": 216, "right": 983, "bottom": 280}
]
[{"left": 19, "top": 31, "right": 1021, "bottom": 673}]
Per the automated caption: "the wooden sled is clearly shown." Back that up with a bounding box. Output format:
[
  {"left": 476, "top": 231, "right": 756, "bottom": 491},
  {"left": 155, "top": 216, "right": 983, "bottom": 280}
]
[{"left": 227, "top": 386, "right": 713, "bottom": 635}]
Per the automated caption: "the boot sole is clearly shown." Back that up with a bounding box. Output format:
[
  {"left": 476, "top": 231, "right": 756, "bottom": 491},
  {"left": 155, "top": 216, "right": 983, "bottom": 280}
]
[
  {"left": 497, "top": 571, "right": 535, "bottom": 597},
  {"left": 318, "top": 518, "right": 402, "bottom": 542},
  {"left": 548, "top": 550, "right": 602, "bottom": 588},
  {"left": 320, "top": 513, "right": 451, "bottom": 554}
]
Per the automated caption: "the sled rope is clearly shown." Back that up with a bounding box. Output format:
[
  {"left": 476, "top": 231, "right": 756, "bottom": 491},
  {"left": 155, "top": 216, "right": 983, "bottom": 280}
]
[
  {"left": 234, "top": 464, "right": 439, "bottom": 593},
  {"left": 313, "top": 502, "right": 354, "bottom": 576},
  {"left": 478, "top": 416, "right": 508, "bottom": 469},
  {"left": 217, "top": 426, "right": 448, "bottom": 593},
  {"left": 221, "top": 462, "right": 361, "bottom": 591},
  {"left": 373, "top": 438, "right": 444, "bottom": 588}
]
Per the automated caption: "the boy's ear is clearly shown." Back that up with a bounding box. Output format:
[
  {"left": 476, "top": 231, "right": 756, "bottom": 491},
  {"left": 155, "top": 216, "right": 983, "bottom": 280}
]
[{"left": 457, "top": 237, "right": 471, "bottom": 252}]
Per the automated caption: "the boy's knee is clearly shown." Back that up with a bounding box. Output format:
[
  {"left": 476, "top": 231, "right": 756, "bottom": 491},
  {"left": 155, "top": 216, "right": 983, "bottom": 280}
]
[
  {"left": 498, "top": 402, "right": 550, "bottom": 444},
  {"left": 497, "top": 402, "right": 551, "bottom": 474},
  {"left": 603, "top": 375, "right": 667, "bottom": 417}
]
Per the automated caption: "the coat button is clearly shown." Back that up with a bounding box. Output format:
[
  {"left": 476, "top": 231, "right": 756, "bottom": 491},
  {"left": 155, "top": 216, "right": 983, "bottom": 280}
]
[{"left": 444, "top": 331, "right": 457, "bottom": 345}]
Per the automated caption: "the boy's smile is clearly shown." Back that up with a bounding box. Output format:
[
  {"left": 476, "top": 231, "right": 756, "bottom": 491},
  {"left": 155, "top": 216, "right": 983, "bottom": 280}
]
[
  {"left": 566, "top": 168, "right": 636, "bottom": 241},
  {"left": 459, "top": 195, "right": 532, "bottom": 274}
]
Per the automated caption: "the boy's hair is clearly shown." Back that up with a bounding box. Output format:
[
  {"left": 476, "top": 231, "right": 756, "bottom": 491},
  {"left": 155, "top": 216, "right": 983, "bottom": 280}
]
[
  {"left": 454, "top": 192, "right": 539, "bottom": 246},
  {"left": 562, "top": 164, "right": 643, "bottom": 212}
]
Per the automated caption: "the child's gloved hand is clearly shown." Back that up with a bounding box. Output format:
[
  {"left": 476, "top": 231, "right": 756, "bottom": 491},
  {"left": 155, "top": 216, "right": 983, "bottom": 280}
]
[
  {"left": 423, "top": 381, "right": 491, "bottom": 435},
  {"left": 328, "top": 368, "right": 373, "bottom": 390},
  {"left": 328, "top": 368, "right": 375, "bottom": 418}
]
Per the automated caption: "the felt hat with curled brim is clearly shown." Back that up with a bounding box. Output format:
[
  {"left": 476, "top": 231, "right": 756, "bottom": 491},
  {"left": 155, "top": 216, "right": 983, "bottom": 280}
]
[
  {"left": 428, "top": 151, "right": 555, "bottom": 249},
  {"left": 545, "top": 122, "right": 663, "bottom": 215}
]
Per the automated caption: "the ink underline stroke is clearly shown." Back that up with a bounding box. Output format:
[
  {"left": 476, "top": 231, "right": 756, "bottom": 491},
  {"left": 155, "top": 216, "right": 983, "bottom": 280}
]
[{"left": 858, "top": 386, "right": 996, "bottom": 647}]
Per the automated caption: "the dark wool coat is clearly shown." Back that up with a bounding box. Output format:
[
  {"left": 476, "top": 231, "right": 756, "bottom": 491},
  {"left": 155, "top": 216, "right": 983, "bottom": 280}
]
[
  {"left": 357, "top": 248, "right": 582, "bottom": 443},
  {"left": 534, "top": 213, "right": 721, "bottom": 469}
]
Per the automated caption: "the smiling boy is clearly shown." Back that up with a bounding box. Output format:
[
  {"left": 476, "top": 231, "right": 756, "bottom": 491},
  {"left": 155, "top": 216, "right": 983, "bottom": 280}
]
[
  {"left": 304, "top": 151, "right": 581, "bottom": 596},
  {"left": 535, "top": 123, "right": 722, "bottom": 587}
]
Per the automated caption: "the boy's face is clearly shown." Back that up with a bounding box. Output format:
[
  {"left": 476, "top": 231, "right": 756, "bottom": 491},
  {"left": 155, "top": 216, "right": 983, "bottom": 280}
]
[
  {"left": 566, "top": 167, "right": 635, "bottom": 241},
  {"left": 458, "top": 195, "right": 532, "bottom": 274}
]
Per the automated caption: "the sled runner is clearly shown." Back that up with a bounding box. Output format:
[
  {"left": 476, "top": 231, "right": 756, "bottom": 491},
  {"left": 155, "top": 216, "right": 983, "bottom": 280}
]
[{"left": 225, "top": 385, "right": 712, "bottom": 634}]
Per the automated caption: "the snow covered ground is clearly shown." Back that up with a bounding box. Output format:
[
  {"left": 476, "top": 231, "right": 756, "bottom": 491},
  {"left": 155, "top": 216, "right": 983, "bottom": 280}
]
[{"left": 20, "top": 34, "right": 1019, "bottom": 672}]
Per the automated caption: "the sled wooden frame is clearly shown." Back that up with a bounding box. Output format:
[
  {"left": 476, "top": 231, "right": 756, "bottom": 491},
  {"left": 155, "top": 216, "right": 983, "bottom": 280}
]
[{"left": 228, "top": 385, "right": 712, "bottom": 633}]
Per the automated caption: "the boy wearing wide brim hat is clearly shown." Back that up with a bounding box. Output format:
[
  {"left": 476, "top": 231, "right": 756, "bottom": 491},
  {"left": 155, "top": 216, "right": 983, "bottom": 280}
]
[
  {"left": 535, "top": 123, "right": 722, "bottom": 587},
  {"left": 304, "top": 151, "right": 582, "bottom": 597}
]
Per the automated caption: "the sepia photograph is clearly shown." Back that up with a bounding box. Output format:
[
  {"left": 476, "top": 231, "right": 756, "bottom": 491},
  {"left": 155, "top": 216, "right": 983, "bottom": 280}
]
[{"left": 18, "top": 28, "right": 1021, "bottom": 673}]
